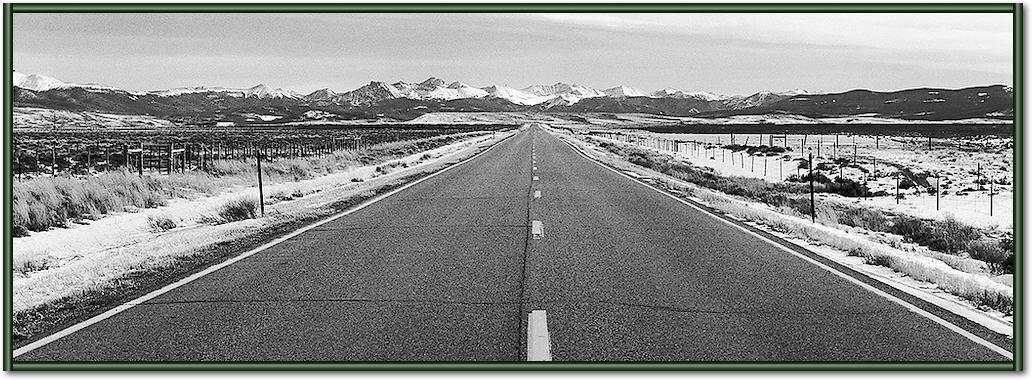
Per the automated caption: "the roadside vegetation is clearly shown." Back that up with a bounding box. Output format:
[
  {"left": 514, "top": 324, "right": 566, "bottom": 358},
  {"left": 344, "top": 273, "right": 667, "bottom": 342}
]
[
  {"left": 12, "top": 132, "right": 504, "bottom": 345},
  {"left": 13, "top": 132, "right": 485, "bottom": 236},
  {"left": 199, "top": 197, "right": 260, "bottom": 225},
  {"left": 585, "top": 136, "right": 1013, "bottom": 313}
]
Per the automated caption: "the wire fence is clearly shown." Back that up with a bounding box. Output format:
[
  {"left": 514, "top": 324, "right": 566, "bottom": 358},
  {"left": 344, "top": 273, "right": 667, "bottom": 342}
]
[
  {"left": 589, "top": 130, "right": 1012, "bottom": 222},
  {"left": 12, "top": 129, "right": 473, "bottom": 179}
]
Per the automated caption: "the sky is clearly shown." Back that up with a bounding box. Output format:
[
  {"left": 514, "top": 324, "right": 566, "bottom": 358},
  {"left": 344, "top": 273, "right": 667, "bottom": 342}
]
[{"left": 12, "top": 12, "right": 1014, "bottom": 96}]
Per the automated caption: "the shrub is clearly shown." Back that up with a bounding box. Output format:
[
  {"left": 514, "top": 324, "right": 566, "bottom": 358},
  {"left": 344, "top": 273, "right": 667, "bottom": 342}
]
[
  {"left": 835, "top": 207, "right": 891, "bottom": 232},
  {"left": 825, "top": 177, "right": 869, "bottom": 197},
  {"left": 966, "top": 238, "right": 1013, "bottom": 275},
  {"left": 898, "top": 178, "right": 915, "bottom": 189},
  {"left": 890, "top": 215, "right": 981, "bottom": 255},
  {"left": 201, "top": 197, "right": 258, "bottom": 225},
  {"left": 147, "top": 215, "right": 178, "bottom": 232},
  {"left": 13, "top": 255, "right": 51, "bottom": 275}
]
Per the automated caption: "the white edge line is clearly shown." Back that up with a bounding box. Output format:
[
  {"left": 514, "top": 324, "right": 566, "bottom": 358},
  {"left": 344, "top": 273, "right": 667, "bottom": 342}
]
[
  {"left": 13, "top": 131, "right": 519, "bottom": 358},
  {"left": 527, "top": 310, "right": 552, "bottom": 361},
  {"left": 555, "top": 132, "right": 1014, "bottom": 360},
  {"left": 586, "top": 134, "right": 1011, "bottom": 335}
]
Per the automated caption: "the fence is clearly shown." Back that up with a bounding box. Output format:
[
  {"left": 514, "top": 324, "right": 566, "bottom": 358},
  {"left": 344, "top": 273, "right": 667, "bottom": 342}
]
[
  {"left": 588, "top": 130, "right": 1010, "bottom": 223},
  {"left": 11, "top": 128, "right": 467, "bottom": 179}
]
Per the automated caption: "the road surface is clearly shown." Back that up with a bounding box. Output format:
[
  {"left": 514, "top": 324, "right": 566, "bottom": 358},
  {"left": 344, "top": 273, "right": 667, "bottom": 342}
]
[{"left": 16, "top": 125, "right": 1010, "bottom": 361}]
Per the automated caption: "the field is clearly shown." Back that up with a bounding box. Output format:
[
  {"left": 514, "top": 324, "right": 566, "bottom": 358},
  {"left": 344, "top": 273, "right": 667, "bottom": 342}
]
[
  {"left": 590, "top": 127, "right": 1014, "bottom": 230},
  {"left": 12, "top": 124, "right": 510, "bottom": 177},
  {"left": 639, "top": 123, "right": 1014, "bottom": 138}
]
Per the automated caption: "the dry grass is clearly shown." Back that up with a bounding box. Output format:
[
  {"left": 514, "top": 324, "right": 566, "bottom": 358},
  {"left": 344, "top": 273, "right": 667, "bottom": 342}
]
[
  {"left": 590, "top": 135, "right": 1013, "bottom": 274},
  {"left": 703, "top": 194, "right": 1013, "bottom": 314},
  {"left": 199, "top": 197, "right": 259, "bottom": 225},
  {"left": 146, "top": 214, "right": 178, "bottom": 232},
  {"left": 13, "top": 170, "right": 167, "bottom": 234},
  {"left": 13, "top": 132, "right": 485, "bottom": 235},
  {"left": 573, "top": 134, "right": 1014, "bottom": 314}
]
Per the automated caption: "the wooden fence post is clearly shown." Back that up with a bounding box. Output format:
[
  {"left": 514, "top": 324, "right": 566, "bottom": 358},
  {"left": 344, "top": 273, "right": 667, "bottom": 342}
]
[
  {"left": 256, "top": 148, "right": 265, "bottom": 216},
  {"left": 138, "top": 142, "right": 144, "bottom": 176},
  {"left": 808, "top": 153, "right": 816, "bottom": 223}
]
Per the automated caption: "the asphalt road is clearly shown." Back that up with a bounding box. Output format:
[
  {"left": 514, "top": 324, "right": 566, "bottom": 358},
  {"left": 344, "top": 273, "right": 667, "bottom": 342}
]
[{"left": 17, "top": 125, "right": 1009, "bottom": 361}]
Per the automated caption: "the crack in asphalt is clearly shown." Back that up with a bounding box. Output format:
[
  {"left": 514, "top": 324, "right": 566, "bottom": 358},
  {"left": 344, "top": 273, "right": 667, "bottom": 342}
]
[
  {"left": 388, "top": 195, "right": 525, "bottom": 201},
  {"left": 134, "top": 298, "right": 902, "bottom": 318},
  {"left": 310, "top": 224, "right": 530, "bottom": 231},
  {"left": 139, "top": 298, "right": 521, "bottom": 306},
  {"left": 515, "top": 130, "right": 535, "bottom": 359}
]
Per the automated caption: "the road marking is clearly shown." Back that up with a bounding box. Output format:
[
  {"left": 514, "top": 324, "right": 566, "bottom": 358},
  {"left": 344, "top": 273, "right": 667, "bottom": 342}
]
[
  {"left": 558, "top": 135, "right": 1014, "bottom": 360},
  {"left": 532, "top": 166, "right": 537, "bottom": 171},
  {"left": 12, "top": 133, "right": 519, "bottom": 359},
  {"left": 533, "top": 176, "right": 539, "bottom": 181},
  {"left": 527, "top": 310, "right": 552, "bottom": 361},
  {"left": 533, "top": 190, "right": 541, "bottom": 199},
  {"left": 531, "top": 220, "right": 544, "bottom": 239}
]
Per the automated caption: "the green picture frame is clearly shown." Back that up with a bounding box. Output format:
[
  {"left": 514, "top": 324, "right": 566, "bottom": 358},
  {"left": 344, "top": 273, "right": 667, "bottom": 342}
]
[{"left": 2, "top": 2, "right": 1022, "bottom": 371}]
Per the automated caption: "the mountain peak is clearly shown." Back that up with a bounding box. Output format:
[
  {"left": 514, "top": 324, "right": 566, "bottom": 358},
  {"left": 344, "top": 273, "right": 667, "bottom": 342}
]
[
  {"left": 419, "top": 77, "right": 446, "bottom": 88},
  {"left": 14, "top": 72, "right": 71, "bottom": 92},
  {"left": 447, "top": 81, "right": 471, "bottom": 89},
  {"left": 603, "top": 85, "right": 647, "bottom": 97},
  {"left": 306, "top": 88, "right": 337, "bottom": 101}
]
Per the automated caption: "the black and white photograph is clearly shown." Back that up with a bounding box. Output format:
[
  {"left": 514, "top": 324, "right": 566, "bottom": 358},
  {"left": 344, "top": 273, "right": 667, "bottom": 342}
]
[{"left": 4, "top": 3, "right": 1020, "bottom": 368}]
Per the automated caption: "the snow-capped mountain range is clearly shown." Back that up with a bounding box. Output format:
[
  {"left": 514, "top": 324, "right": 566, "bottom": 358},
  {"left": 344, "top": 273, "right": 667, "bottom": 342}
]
[
  {"left": 11, "top": 71, "right": 806, "bottom": 108},
  {"left": 12, "top": 71, "right": 1012, "bottom": 123}
]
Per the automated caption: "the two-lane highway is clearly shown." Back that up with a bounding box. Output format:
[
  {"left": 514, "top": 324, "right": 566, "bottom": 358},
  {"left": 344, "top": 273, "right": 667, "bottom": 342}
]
[{"left": 16, "top": 125, "right": 1010, "bottom": 362}]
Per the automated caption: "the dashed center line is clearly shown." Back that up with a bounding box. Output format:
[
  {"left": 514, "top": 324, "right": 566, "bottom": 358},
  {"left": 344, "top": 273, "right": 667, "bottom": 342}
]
[
  {"left": 527, "top": 310, "right": 552, "bottom": 361},
  {"left": 531, "top": 220, "right": 543, "bottom": 239},
  {"left": 533, "top": 176, "right": 539, "bottom": 181},
  {"left": 533, "top": 190, "right": 541, "bottom": 199}
]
